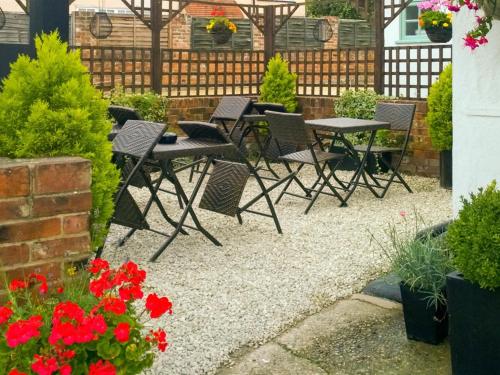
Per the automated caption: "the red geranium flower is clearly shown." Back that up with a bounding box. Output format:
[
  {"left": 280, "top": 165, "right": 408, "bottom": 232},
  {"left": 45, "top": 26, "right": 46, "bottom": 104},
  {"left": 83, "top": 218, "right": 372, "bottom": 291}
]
[
  {"left": 59, "top": 365, "right": 72, "bottom": 375},
  {"left": 29, "top": 273, "right": 48, "bottom": 294},
  {"left": 31, "top": 355, "right": 58, "bottom": 375},
  {"left": 6, "top": 315, "right": 44, "bottom": 348},
  {"left": 8, "top": 369, "right": 27, "bottom": 375},
  {"left": 145, "top": 293, "right": 172, "bottom": 319},
  {"left": 114, "top": 322, "right": 130, "bottom": 343},
  {"left": 146, "top": 328, "right": 168, "bottom": 352},
  {"left": 93, "top": 297, "right": 127, "bottom": 315},
  {"left": 0, "top": 305, "right": 13, "bottom": 324},
  {"left": 9, "top": 279, "right": 27, "bottom": 292},
  {"left": 88, "top": 259, "right": 110, "bottom": 274},
  {"left": 89, "top": 360, "right": 116, "bottom": 375},
  {"left": 118, "top": 285, "right": 143, "bottom": 302}
]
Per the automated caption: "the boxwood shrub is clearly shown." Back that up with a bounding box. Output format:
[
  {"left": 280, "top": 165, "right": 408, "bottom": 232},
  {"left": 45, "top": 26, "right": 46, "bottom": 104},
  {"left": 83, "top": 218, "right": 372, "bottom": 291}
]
[
  {"left": 426, "top": 64, "right": 452, "bottom": 151},
  {"left": 446, "top": 181, "right": 500, "bottom": 290},
  {"left": 0, "top": 32, "right": 119, "bottom": 250}
]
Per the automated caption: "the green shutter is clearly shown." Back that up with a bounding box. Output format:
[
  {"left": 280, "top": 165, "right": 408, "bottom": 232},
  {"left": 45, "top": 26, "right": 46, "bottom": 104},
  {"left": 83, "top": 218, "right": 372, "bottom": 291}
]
[
  {"left": 338, "top": 19, "right": 375, "bottom": 48},
  {"left": 191, "top": 18, "right": 252, "bottom": 50},
  {"left": 275, "top": 18, "right": 323, "bottom": 50}
]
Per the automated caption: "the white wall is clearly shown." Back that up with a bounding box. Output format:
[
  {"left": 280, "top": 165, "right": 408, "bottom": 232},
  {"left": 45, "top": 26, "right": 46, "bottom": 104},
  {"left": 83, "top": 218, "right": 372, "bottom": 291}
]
[{"left": 453, "top": 8, "right": 500, "bottom": 213}]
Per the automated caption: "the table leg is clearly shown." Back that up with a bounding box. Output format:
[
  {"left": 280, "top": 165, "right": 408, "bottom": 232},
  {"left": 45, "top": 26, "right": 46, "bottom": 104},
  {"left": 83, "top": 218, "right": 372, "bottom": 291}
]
[{"left": 150, "top": 157, "right": 222, "bottom": 262}]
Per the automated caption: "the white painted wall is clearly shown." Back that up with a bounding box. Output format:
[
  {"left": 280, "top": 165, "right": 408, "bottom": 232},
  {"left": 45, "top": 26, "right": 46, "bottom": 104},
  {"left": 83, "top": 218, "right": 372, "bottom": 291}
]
[{"left": 453, "top": 8, "right": 500, "bottom": 213}]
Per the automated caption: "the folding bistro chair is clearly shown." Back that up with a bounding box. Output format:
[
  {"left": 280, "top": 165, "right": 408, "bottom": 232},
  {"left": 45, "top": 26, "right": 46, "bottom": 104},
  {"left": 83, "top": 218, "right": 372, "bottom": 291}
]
[
  {"left": 188, "top": 96, "right": 253, "bottom": 181},
  {"left": 353, "top": 103, "right": 416, "bottom": 198},
  {"left": 265, "top": 111, "right": 347, "bottom": 213},
  {"left": 96, "top": 120, "right": 184, "bottom": 258}
]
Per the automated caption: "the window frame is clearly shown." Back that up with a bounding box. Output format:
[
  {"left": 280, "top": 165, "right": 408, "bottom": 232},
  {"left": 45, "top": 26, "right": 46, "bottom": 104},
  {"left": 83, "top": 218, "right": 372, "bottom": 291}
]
[{"left": 398, "top": 0, "right": 431, "bottom": 44}]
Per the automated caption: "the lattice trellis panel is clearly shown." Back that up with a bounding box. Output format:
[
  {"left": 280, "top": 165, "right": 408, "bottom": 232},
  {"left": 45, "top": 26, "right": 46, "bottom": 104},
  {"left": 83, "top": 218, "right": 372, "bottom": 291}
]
[
  {"left": 383, "top": 0, "right": 414, "bottom": 27},
  {"left": 121, "top": 0, "right": 190, "bottom": 28}
]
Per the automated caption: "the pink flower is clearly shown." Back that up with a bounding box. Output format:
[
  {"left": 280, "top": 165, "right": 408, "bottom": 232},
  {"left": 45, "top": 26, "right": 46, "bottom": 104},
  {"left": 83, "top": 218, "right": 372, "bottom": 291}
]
[{"left": 399, "top": 211, "right": 407, "bottom": 218}]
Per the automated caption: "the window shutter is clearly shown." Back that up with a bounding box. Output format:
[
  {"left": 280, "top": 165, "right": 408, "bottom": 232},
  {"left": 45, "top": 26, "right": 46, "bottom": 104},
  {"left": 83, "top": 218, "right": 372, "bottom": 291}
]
[{"left": 338, "top": 19, "right": 375, "bottom": 48}]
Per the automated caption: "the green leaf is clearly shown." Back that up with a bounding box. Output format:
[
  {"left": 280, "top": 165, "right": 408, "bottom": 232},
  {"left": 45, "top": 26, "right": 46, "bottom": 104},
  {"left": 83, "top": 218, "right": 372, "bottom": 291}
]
[{"left": 97, "top": 341, "right": 122, "bottom": 360}]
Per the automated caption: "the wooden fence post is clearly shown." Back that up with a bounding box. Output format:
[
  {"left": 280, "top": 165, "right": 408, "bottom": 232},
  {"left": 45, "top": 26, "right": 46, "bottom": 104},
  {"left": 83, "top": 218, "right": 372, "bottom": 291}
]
[
  {"left": 374, "top": 0, "right": 385, "bottom": 95},
  {"left": 151, "top": 0, "right": 162, "bottom": 94},
  {"left": 263, "top": 6, "right": 275, "bottom": 68}
]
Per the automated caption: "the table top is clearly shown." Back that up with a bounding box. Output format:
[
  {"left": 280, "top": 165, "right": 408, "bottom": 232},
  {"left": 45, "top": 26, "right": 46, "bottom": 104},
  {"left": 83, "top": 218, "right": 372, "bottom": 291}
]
[
  {"left": 152, "top": 137, "right": 235, "bottom": 160},
  {"left": 305, "top": 117, "right": 390, "bottom": 133}
]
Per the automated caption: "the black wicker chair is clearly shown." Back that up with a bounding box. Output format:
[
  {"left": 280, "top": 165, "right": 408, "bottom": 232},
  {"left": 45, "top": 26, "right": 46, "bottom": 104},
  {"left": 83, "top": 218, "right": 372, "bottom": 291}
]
[
  {"left": 108, "top": 105, "right": 142, "bottom": 135},
  {"left": 265, "top": 111, "right": 347, "bottom": 213},
  {"left": 353, "top": 103, "right": 416, "bottom": 198},
  {"left": 96, "top": 120, "right": 183, "bottom": 258}
]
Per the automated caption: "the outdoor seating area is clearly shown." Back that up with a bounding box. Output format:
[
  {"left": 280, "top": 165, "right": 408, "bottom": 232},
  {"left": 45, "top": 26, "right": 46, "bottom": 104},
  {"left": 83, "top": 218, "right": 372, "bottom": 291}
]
[{"left": 1, "top": 0, "right": 499, "bottom": 375}]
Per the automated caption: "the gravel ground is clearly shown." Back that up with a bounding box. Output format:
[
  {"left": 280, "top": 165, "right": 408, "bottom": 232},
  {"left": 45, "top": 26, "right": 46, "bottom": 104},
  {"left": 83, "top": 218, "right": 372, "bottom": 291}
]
[{"left": 103, "top": 167, "right": 452, "bottom": 375}]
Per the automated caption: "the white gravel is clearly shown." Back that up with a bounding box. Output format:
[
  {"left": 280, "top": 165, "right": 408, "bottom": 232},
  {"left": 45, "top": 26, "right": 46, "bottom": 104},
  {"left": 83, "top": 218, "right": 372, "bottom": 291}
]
[{"left": 103, "top": 167, "right": 452, "bottom": 374}]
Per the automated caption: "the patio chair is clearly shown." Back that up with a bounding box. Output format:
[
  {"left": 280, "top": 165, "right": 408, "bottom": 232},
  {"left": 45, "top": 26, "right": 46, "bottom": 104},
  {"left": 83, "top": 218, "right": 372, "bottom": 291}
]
[
  {"left": 178, "top": 121, "right": 289, "bottom": 235},
  {"left": 95, "top": 120, "right": 184, "bottom": 258},
  {"left": 265, "top": 111, "right": 346, "bottom": 213},
  {"left": 108, "top": 105, "right": 142, "bottom": 130},
  {"left": 352, "top": 103, "right": 416, "bottom": 198}
]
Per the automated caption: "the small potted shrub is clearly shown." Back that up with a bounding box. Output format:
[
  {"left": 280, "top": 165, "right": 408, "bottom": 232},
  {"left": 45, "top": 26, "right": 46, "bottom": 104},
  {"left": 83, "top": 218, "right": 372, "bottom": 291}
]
[
  {"left": 426, "top": 64, "right": 452, "bottom": 189},
  {"left": 418, "top": 1, "right": 453, "bottom": 43},
  {"left": 445, "top": 182, "right": 500, "bottom": 374},
  {"left": 376, "top": 214, "right": 454, "bottom": 345},
  {"left": 0, "top": 259, "right": 172, "bottom": 374},
  {"left": 205, "top": 7, "right": 237, "bottom": 45}
]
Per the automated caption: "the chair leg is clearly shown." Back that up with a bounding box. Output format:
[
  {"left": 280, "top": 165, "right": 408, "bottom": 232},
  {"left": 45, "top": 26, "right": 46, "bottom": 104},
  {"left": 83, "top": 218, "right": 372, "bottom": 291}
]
[{"left": 275, "top": 162, "right": 306, "bottom": 204}]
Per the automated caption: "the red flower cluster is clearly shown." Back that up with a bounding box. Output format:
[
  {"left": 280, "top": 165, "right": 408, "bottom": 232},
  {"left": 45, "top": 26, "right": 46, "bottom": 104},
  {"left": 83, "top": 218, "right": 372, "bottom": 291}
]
[
  {"left": 1, "top": 260, "right": 172, "bottom": 375},
  {"left": 210, "top": 6, "right": 225, "bottom": 17}
]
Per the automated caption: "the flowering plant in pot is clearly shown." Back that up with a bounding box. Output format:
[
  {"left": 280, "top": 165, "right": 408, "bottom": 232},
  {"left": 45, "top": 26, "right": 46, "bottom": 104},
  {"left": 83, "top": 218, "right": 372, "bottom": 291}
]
[
  {"left": 418, "top": 0, "right": 453, "bottom": 43},
  {"left": 447, "top": 0, "right": 494, "bottom": 49},
  {"left": 0, "top": 259, "right": 172, "bottom": 375},
  {"left": 445, "top": 181, "right": 500, "bottom": 374},
  {"left": 206, "top": 7, "right": 237, "bottom": 45},
  {"left": 373, "top": 212, "right": 454, "bottom": 345}
]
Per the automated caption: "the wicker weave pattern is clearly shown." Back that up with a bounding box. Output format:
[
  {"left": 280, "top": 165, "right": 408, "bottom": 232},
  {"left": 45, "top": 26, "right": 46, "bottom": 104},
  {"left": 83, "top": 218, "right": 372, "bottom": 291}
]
[
  {"left": 113, "top": 189, "right": 149, "bottom": 230},
  {"left": 199, "top": 161, "right": 250, "bottom": 217},
  {"left": 375, "top": 103, "right": 416, "bottom": 131},
  {"left": 178, "top": 121, "right": 231, "bottom": 143},
  {"left": 252, "top": 102, "right": 286, "bottom": 114},
  {"left": 265, "top": 111, "right": 313, "bottom": 147},
  {"left": 211, "top": 96, "right": 252, "bottom": 122},
  {"left": 279, "top": 150, "right": 344, "bottom": 165},
  {"left": 113, "top": 120, "right": 166, "bottom": 158},
  {"left": 108, "top": 105, "right": 143, "bottom": 126}
]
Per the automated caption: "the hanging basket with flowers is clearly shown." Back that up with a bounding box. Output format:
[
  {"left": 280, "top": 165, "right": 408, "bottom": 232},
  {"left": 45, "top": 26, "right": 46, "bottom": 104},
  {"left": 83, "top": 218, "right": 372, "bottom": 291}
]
[
  {"left": 418, "top": 1, "right": 453, "bottom": 43},
  {"left": 206, "top": 7, "right": 238, "bottom": 45}
]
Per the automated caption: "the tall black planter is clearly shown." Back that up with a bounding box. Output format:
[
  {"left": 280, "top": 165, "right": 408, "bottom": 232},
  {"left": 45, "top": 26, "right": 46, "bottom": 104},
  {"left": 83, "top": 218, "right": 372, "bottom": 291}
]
[
  {"left": 399, "top": 283, "right": 448, "bottom": 345},
  {"left": 439, "top": 150, "right": 452, "bottom": 189},
  {"left": 330, "top": 146, "right": 377, "bottom": 173},
  {"left": 447, "top": 272, "right": 500, "bottom": 375}
]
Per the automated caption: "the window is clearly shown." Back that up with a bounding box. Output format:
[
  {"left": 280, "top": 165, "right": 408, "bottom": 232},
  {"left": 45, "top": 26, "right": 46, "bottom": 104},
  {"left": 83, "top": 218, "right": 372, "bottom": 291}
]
[{"left": 399, "top": 1, "right": 429, "bottom": 43}]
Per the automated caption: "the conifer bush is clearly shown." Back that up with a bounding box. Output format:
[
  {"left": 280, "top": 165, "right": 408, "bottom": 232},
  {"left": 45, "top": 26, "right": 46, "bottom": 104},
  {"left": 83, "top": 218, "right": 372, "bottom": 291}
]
[
  {"left": 426, "top": 64, "right": 452, "bottom": 151},
  {"left": 259, "top": 54, "right": 298, "bottom": 113},
  {"left": 0, "top": 32, "right": 119, "bottom": 250}
]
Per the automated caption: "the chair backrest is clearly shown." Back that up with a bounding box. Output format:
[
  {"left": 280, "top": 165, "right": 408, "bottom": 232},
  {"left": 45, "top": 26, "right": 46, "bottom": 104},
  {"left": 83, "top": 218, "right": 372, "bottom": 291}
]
[
  {"left": 108, "top": 105, "right": 143, "bottom": 127},
  {"left": 113, "top": 120, "right": 166, "bottom": 159},
  {"left": 210, "top": 96, "right": 252, "bottom": 123},
  {"left": 178, "top": 121, "right": 231, "bottom": 144},
  {"left": 252, "top": 102, "right": 287, "bottom": 114},
  {"left": 374, "top": 103, "right": 416, "bottom": 132},
  {"left": 265, "top": 111, "right": 312, "bottom": 148}
]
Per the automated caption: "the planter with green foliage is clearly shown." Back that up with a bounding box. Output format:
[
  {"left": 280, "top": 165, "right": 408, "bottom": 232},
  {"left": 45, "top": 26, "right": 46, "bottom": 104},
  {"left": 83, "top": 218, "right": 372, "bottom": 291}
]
[
  {"left": 377, "top": 215, "right": 453, "bottom": 345},
  {"left": 426, "top": 64, "right": 452, "bottom": 188},
  {"left": 109, "top": 86, "right": 169, "bottom": 123},
  {"left": 333, "top": 90, "right": 401, "bottom": 172},
  {"left": 0, "top": 32, "right": 120, "bottom": 250},
  {"left": 446, "top": 182, "right": 500, "bottom": 374}
]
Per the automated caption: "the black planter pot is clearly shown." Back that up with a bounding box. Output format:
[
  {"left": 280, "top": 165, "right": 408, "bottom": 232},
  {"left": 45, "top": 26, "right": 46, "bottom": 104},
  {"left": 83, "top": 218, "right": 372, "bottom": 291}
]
[
  {"left": 211, "top": 27, "right": 233, "bottom": 45},
  {"left": 446, "top": 271, "right": 500, "bottom": 375},
  {"left": 399, "top": 282, "right": 448, "bottom": 345},
  {"left": 439, "top": 150, "right": 452, "bottom": 189},
  {"left": 377, "top": 152, "right": 393, "bottom": 173},
  {"left": 330, "top": 146, "right": 377, "bottom": 173},
  {"left": 425, "top": 26, "right": 452, "bottom": 43}
]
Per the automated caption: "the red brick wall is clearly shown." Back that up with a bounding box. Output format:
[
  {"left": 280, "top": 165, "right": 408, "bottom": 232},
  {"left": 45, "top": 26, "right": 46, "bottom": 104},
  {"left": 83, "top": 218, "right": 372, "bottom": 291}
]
[
  {"left": 0, "top": 157, "right": 92, "bottom": 285},
  {"left": 167, "top": 96, "right": 439, "bottom": 177}
]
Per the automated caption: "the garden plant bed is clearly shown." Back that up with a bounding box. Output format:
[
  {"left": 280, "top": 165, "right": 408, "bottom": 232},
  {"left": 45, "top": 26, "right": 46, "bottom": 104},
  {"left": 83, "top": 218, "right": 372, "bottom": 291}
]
[{"left": 103, "top": 167, "right": 452, "bottom": 374}]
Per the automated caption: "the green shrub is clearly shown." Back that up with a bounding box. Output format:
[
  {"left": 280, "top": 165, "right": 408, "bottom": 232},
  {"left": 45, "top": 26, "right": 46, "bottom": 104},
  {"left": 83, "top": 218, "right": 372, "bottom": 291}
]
[
  {"left": 374, "top": 215, "right": 454, "bottom": 308},
  {"left": 446, "top": 181, "right": 500, "bottom": 290},
  {"left": 426, "top": 64, "right": 452, "bottom": 151},
  {"left": 334, "top": 90, "right": 402, "bottom": 147},
  {"left": 109, "top": 86, "right": 169, "bottom": 123},
  {"left": 259, "top": 54, "right": 298, "bottom": 113},
  {"left": 307, "top": 0, "right": 361, "bottom": 19},
  {"left": 0, "top": 32, "right": 119, "bottom": 250}
]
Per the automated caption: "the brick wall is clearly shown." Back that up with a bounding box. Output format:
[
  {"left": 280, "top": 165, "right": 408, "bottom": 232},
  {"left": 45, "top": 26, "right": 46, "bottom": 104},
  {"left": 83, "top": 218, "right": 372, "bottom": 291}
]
[
  {"left": 0, "top": 157, "right": 92, "bottom": 286},
  {"left": 167, "top": 96, "right": 439, "bottom": 177}
]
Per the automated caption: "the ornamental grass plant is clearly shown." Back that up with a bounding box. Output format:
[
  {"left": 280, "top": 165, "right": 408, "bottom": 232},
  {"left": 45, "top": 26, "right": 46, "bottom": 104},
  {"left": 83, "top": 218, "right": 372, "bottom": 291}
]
[{"left": 0, "top": 260, "right": 172, "bottom": 375}]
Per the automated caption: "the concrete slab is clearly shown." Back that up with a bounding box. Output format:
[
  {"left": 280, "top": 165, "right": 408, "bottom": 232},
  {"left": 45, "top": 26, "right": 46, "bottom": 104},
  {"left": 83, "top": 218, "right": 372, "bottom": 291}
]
[{"left": 217, "top": 343, "right": 327, "bottom": 375}]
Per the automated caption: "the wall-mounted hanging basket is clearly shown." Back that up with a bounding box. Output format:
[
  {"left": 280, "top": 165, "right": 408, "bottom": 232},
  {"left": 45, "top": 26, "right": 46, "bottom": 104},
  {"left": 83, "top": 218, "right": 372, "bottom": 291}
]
[
  {"left": 90, "top": 11, "right": 113, "bottom": 39},
  {"left": 425, "top": 26, "right": 452, "bottom": 43},
  {"left": 0, "top": 7, "right": 6, "bottom": 31},
  {"left": 211, "top": 27, "right": 233, "bottom": 45},
  {"left": 313, "top": 19, "right": 333, "bottom": 42}
]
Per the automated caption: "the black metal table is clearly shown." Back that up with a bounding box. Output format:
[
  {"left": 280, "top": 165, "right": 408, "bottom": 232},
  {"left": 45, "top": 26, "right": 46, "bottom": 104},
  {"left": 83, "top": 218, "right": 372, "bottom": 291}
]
[{"left": 305, "top": 117, "right": 390, "bottom": 205}]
